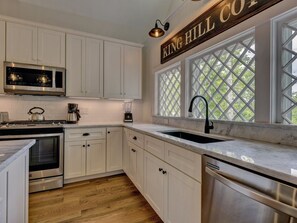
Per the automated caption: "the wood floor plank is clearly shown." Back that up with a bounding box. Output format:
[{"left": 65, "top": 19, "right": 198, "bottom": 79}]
[{"left": 29, "top": 174, "right": 163, "bottom": 223}]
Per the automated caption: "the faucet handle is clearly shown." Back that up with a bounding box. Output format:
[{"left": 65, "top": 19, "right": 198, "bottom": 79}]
[
  {"left": 188, "top": 112, "right": 193, "bottom": 118},
  {"left": 209, "top": 120, "right": 214, "bottom": 129}
]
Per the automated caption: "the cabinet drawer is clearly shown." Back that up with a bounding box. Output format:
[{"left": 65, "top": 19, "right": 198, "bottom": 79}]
[
  {"left": 145, "top": 136, "right": 165, "bottom": 160},
  {"left": 164, "top": 143, "right": 201, "bottom": 182},
  {"left": 127, "top": 130, "right": 144, "bottom": 148},
  {"left": 65, "top": 128, "right": 106, "bottom": 141}
]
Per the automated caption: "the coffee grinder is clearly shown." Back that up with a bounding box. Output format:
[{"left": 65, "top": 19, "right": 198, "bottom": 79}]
[
  {"left": 123, "top": 102, "right": 133, "bottom": 123},
  {"left": 67, "top": 103, "right": 81, "bottom": 123}
]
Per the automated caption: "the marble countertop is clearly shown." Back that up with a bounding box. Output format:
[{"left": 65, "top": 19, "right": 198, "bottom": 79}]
[
  {"left": 63, "top": 122, "right": 123, "bottom": 129},
  {"left": 124, "top": 123, "right": 297, "bottom": 186},
  {"left": 0, "top": 140, "right": 36, "bottom": 172}
]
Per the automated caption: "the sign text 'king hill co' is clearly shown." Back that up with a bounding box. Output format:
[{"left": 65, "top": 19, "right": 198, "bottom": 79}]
[{"left": 161, "top": 0, "right": 283, "bottom": 64}]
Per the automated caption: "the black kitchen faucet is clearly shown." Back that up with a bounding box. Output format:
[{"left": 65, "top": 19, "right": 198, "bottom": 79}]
[{"left": 188, "top": 95, "right": 214, "bottom": 134}]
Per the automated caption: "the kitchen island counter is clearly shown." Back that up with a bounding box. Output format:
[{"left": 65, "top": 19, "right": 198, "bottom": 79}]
[{"left": 0, "top": 139, "right": 35, "bottom": 172}]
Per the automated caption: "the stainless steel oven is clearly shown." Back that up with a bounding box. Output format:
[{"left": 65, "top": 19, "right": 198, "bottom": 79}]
[
  {"left": 202, "top": 156, "right": 297, "bottom": 223},
  {"left": 0, "top": 127, "right": 64, "bottom": 193}
]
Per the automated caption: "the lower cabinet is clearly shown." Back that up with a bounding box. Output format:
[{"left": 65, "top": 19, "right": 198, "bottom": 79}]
[
  {"left": 106, "top": 127, "right": 123, "bottom": 172},
  {"left": 0, "top": 150, "right": 29, "bottom": 223},
  {"left": 64, "top": 139, "right": 106, "bottom": 179},
  {"left": 144, "top": 151, "right": 201, "bottom": 223},
  {"left": 128, "top": 142, "right": 144, "bottom": 192}
]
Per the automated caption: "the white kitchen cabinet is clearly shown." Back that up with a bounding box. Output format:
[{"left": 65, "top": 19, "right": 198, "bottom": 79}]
[
  {"left": 86, "top": 139, "right": 106, "bottom": 175},
  {"left": 143, "top": 152, "right": 166, "bottom": 219},
  {"left": 128, "top": 142, "right": 144, "bottom": 192},
  {"left": 104, "top": 41, "right": 142, "bottom": 99},
  {"left": 122, "top": 128, "right": 130, "bottom": 174},
  {"left": 6, "top": 22, "right": 65, "bottom": 67},
  {"left": 38, "top": 28, "right": 65, "bottom": 67},
  {"left": 0, "top": 21, "right": 5, "bottom": 94},
  {"left": 0, "top": 150, "right": 29, "bottom": 223},
  {"left": 64, "top": 128, "right": 107, "bottom": 181},
  {"left": 0, "top": 170, "right": 6, "bottom": 223},
  {"left": 64, "top": 139, "right": 106, "bottom": 179},
  {"left": 64, "top": 141, "right": 86, "bottom": 179},
  {"left": 6, "top": 22, "right": 38, "bottom": 64},
  {"left": 144, "top": 151, "right": 201, "bottom": 223},
  {"left": 165, "top": 164, "right": 201, "bottom": 223},
  {"left": 106, "top": 127, "right": 123, "bottom": 172},
  {"left": 66, "top": 34, "right": 103, "bottom": 98}
]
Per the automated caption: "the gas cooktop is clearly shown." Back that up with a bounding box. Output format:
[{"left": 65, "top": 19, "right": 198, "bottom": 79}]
[{"left": 0, "top": 120, "right": 69, "bottom": 129}]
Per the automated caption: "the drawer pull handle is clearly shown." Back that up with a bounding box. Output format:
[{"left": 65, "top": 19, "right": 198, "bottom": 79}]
[
  {"left": 133, "top": 136, "right": 137, "bottom": 140},
  {"left": 162, "top": 170, "right": 167, "bottom": 175},
  {"left": 159, "top": 168, "right": 163, "bottom": 172},
  {"left": 131, "top": 149, "right": 136, "bottom": 153},
  {"left": 83, "top": 133, "right": 90, "bottom": 136}
]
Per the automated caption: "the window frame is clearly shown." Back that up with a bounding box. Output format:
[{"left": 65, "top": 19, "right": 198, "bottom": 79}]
[
  {"left": 154, "top": 61, "right": 182, "bottom": 117},
  {"left": 185, "top": 28, "right": 256, "bottom": 122}
]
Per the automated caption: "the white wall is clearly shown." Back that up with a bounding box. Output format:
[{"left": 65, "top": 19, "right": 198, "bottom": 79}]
[
  {"left": 142, "top": 0, "right": 297, "bottom": 145},
  {"left": 0, "top": 95, "right": 143, "bottom": 123}
]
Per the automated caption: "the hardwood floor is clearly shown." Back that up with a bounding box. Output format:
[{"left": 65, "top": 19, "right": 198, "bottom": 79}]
[{"left": 29, "top": 174, "right": 163, "bottom": 223}]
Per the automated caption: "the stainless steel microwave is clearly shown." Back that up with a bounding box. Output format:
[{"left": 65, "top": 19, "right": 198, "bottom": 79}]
[{"left": 4, "top": 62, "right": 66, "bottom": 96}]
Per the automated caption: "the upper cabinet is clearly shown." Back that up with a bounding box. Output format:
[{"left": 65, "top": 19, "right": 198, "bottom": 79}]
[
  {"left": 6, "top": 22, "right": 65, "bottom": 67},
  {"left": 0, "top": 21, "right": 5, "bottom": 94},
  {"left": 104, "top": 41, "right": 142, "bottom": 99},
  {"left": 66, "top": 34, "right": 103, "bottom": 98}
]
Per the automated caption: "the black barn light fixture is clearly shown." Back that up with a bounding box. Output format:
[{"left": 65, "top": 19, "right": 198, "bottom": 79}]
[{"left": 149, "top": 19, "right": 170, "bottom": 38}]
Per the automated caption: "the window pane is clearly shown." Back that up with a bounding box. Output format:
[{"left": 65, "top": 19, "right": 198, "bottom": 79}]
[
  {"left": 189, "top": 34, "right": 255, "bottom": 122},
  {"left": 158, "top": 65, "right": 181, "bottom": 117},
  {"left": 281, "top": 19, "right": 297, "bottom": 124}
]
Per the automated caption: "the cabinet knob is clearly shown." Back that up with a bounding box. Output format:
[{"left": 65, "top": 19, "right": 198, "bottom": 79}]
[
  {"left": 131, "top": 149, "right": 136, "bottom": 153},
  {"left": 108, "top": 131, "right": 110, "bottom": 134},
  {"left": 159, "top": 168, "right": 163, "bottom": 172},
  {"left": 87, "top": 144, "right": 90, "bottom": 147},
  {"left": 162, "top": 170, "right": 167, "bottom": 175},
  {"left": 133, "top": 136, "right": 137, "bottom": 140},
  {"left": 83, "top": 133, "right": 90, "bottom": 136},
  {"left": 83, "top": 145, "right": 86, "bottom": 147}
]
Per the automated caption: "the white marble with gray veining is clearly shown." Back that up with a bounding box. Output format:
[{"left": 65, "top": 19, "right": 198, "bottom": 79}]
[
  {"left": 125, "top": 123, "right": 297, "bottom": 186},
  {"left": 63, "top": 122, "right": 123, "bottom": 129},
  {"left": 0, "top": 140, "right": 36, "bottom": 172}
]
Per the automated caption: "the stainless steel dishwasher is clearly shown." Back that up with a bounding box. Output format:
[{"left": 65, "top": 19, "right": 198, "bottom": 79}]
[{"left": 202, "top": 156, "right": 297, "bottom": 223}]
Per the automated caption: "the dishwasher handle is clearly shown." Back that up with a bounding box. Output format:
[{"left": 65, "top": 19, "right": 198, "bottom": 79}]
[{"left": 206, "top": 167, "right": 297, "bottom": 219}]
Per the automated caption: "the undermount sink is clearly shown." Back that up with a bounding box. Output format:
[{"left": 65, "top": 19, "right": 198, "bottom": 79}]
[{"left": 159, "top": 131, "right": 226, "bottom": 144}]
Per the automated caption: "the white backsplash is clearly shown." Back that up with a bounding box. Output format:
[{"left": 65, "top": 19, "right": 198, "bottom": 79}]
[
  {"left": 153, "top": 116, "right": 297, "bottom": 147},
  {"left": 0, "top": 95, "right": 143, "bottom": 122}
]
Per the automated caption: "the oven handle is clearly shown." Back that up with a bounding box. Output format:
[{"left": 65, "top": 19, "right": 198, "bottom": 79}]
[
  {"left": 0, "top": 133, "right": 63, "bottom": 139},
  {"left": 205, "top": 167, "right": 297, "bottom": 218}
]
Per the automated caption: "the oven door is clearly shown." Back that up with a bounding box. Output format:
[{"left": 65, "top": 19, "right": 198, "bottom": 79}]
[{"left": 1, "top": 133, "right": 63, "bottom": 180}]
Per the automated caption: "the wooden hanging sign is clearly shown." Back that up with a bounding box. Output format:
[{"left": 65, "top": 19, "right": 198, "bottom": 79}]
[{"left": 161, "top": 0, "right": 283, "bottom": 64}]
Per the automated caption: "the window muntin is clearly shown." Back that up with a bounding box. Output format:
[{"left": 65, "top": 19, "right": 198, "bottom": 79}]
[
  {"left": 188, "top": 34, "right": 255, "bottom": 122},
  {"left": 157, "top": 64, "right": 181, "bottom": 117},
  {"left": 280, "top": 19, "right": 297, "bottom": 124}
]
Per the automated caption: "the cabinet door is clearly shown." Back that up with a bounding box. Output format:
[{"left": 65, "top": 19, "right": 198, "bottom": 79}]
[
  {"left": 104, "top": 41, "right": 123, "bottom": 98},
  {"left": 0, "top": 169, "right": 7, "bottom": 223},
  {"left": 6, "top": 22, "right": 38, "bottom": 64},
  {"left": 66, "top": 34, "right": 85, "bottom": 97},
  {"left": 165, "top": 165, "right": 201, "bottom": 223},
  {"left": 122, "top": 128, "right": 130, "bottom": 174},
  {"left": 128, "top": 143, "right": 144, "bottom": 193},
  {"left": 0, "top": 21, "right": 5, "bottom": 94},
  {"left": 7, "top": 152, "right": 28, "bottom": 223},
  {"left": 123, "top": 45, "right": 142, "bottom": 99},
  {"left": 86, "top": 139, "right": 106, "bottom": 175},
  {"left": 85, "top": 38, "right": 103, "bottom": 98},
  {"left": 106, "top": 127, "right": 123, "bottom": 172},
  {"left": 143, "top": 152, "right": 166, "bottom": 219},
  {"left": 38, "top": 28, "right": 65, "bottom": 67},
  {"left": 64, "top": 141, "right": 86, "bottom": 179}
]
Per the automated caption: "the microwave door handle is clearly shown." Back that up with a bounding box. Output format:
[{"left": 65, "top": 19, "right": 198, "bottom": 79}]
[{"left": 205, "top": 167, "right": 297, "bottom": 219}]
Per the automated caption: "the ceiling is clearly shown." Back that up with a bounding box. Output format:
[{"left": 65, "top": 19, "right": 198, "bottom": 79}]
[{"left": 13, "top": 0, "right": 188, "bottom": 43}]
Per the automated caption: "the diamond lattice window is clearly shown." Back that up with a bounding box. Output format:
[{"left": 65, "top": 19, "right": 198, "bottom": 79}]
[
  {"left": 189, "top": 34, "right": 255, "bottom": 122},
  {"left": 157, "top": 65, "right": 181, "bottom": 117},
  {"left": 280, "top": 19, "right": 297, "bottom": 124}
]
